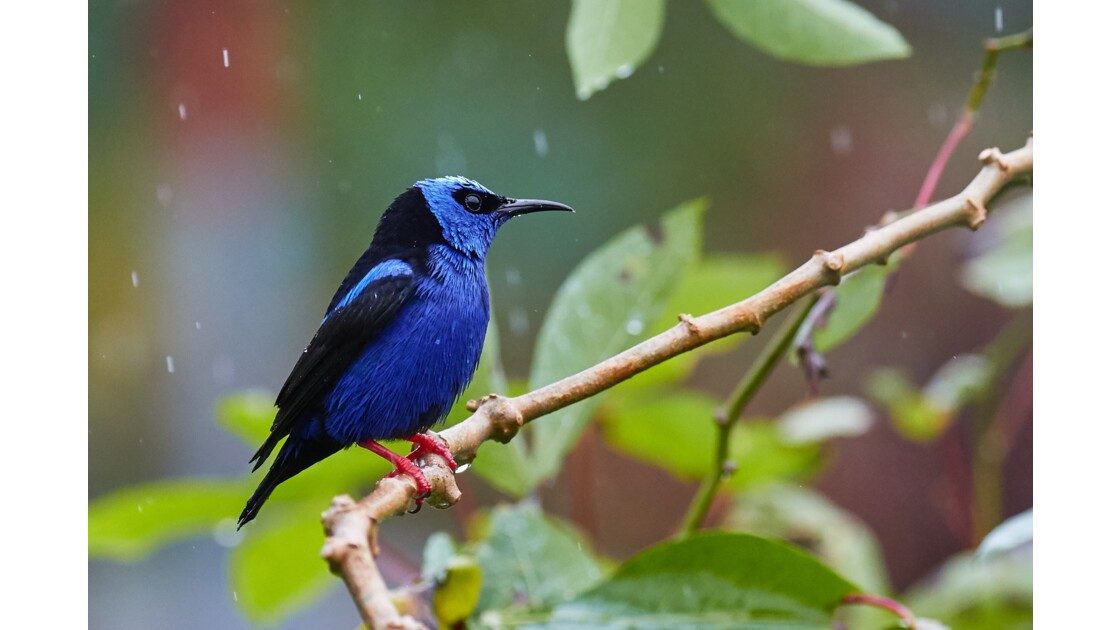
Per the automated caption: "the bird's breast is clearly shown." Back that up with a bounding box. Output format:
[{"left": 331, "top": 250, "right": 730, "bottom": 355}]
[{"left": 325, "top": 252, "right": 490, "bottom": 443}]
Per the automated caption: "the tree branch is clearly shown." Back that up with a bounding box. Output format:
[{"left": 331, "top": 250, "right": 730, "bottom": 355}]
[{"left": 321, "top": 139, "right": 1033, "bottom": 628}]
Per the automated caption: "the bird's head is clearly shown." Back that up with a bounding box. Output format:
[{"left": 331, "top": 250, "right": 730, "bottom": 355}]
[{"left": 414, "top": 176, "right": 573, "bottom": 258}]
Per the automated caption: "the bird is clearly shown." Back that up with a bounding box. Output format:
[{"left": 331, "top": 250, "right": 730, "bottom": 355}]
[{"left": 237, "top": 176, "right": 572, "bottom": 528}]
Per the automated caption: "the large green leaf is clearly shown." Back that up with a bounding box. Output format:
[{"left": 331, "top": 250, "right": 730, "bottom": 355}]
[
  {"left": 540, "top": 532, "right": 858, "bottom": 628},
  {"left": 228, "top": 505, "right": 337, "bottom": 624},
  {"left": 89, "top": 478, "right": 253, "bottom": 560},
  {"left": 602, "top": 391, "right": 821, "bottom": 488},
  {"left": 521, "top": 200, "right": 705, "bottom": 491},
  {"left": 706, "top": 0, "right": 910, "bottom": 66},
  {"left": 566, "top": 0, "right": 666, "bottom": 99},
  {"left": 473, "top": 503, "right": 603, "bottom": 616},
  {"left": 724, "top": 483, "right": 889, "bottom": 595}
]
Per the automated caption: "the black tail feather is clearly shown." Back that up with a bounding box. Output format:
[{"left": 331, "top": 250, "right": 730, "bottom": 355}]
[{"left": 238, "top": 434, "right": 342, "bottom": 528}]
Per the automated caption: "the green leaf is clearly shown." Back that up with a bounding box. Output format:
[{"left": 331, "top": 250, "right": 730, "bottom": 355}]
[
  {"left": 521, "top": 199, "right": 705, "bottom": 491},
  {"left": 924, "top": 353, "right": 993, "bottom": 412},
  {"left": 228, "top": 505, "right": 337, "bottom": 624},
  {"left": 865, "top": 368, "right": 947, "bottom": 442},
  {"left": 474, "top": 503, "right": 603, "bottom": 615},
  {"left": 421, "top": 532, "right": 484, "bottom": 626},
  {"left": 724, "top": 483, "right": 890, "bottom": 595},
  {"left": 89, "top": 478, "right": 253, "bottom": 560},
  {"left": 541, "top": 532, "right": 858, "bottom": 628},
  {"left": 601, "top": 391, "right": 820, "bottom": 489},
  {"left": 961, "top": 195, "right": 1033, "bottom": 308},
  {"left": 615, "top": 253, "right": 788, "bottom": 395},
  {"left": 566, "top": 0, "right": 666, "bottom": 99},
  {"left": 976, "top": 510, "right": 1033, "bottom": 560},
  {"left": 602, "top": 390, "right": 722, "bottom": 480},
  {"left": 706, "top": 0, "right": 910, "bottom": 66},
  {"left": 216, "top": 390, "right": 277, "bottom": 446},
  {"left": 776, "top": 396, "right": 874, "bottom": 445},
  {"left": 422, "top": 531, "right": 459, "bottom": 582},
  {"left": 814, "top": 264, "right": 891, "bottom": 353}
]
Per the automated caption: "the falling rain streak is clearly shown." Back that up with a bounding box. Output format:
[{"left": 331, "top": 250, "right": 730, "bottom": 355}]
[
  {"left": 166, "top": 356, "right": 175, "bottom": 373},
  {"left": 131, "top": 271, "right": 139, "bottom": 288},
  {"left": 222, "top": 48, "right": 230, "bottom": 67}
]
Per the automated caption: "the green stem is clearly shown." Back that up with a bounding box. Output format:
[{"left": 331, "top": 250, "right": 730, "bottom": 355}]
[
  {"left": 679, "top": 295, "right": 820, "bottom": 535},
  {"left": 969, "top": 311, "right": 1033, "bottom": 544}
]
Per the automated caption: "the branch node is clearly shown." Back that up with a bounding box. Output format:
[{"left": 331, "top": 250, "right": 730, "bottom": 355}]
[
  {"left": 476, "top": 394, "right": 524, "bottom": 444},
  {"left": 677, "top": 313, "right": 702, "bottom": 335},
  {"left": 965, "top": 197, "right": 988, "bottom": 230},
  {"left": 813, "top": 249, "right": 845, "bottom": 284},
  {"left": 978, "top": 147, "right": 1010, "bottom": 171}
]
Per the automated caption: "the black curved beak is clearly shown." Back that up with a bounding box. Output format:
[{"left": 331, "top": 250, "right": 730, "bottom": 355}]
[{"left": 496, "top": 198, "right": 575, "bottom": 218}]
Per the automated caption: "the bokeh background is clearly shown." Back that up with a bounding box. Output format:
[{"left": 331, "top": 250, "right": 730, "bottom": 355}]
[{"left": 89, "top": 1, "right": 1032, "bottom": 628}]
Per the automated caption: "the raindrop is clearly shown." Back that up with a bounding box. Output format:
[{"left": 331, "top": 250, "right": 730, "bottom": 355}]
[
  {"left": 166, "top": 355, "right": 175, "bottom": 373},
  {"left": 505, "top": 268, "right": 521, "bottom": 286},
  {"left": 625, "top": 318, "right": 643, "bottom": 335},
  {"left": 178, "top": 103, "right": 187, "bottom": 120},
  {"left": 456, "top": 462, "right": 471, "bottom": 473},
  {"left": 577, "top": 86, "right": 591, "bottom": 101},
  {"left": 994, "top": 6, "right": 1004, "bottom": 33},
  {"left": 830, "top": 126, "right": 853, "bottom": 155},
  {"left": 358, "top": 93, "right": 363, "bottom": 101},
  {"left": 657, "top": 65, "right": 665, "bottom": 74},
  {"left": 156, "top": 184, "right": 174, "bottom": 208},
  {"left": 222, "top": 48, "right": 230, "bottom": 68},
  {"left": 233, "top": 591, "right": 239, "bottom": 602},
  {"left": 194, "top": 321, "right": 201, "bottom": 330},
  {"left": 615, "top": 63, "right": 634, "bottom": 79},
  {"left": 137, "top": 504, "right": 143, "bottom": 513},
  {"left": 533, "top": 129, "right": 549, "bottom": 157},
  {"left": 131, "top": 271, "right": 139, "bottom": 288}
]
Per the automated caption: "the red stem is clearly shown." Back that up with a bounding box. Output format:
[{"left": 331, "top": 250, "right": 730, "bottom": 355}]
[
  {"left": 914, "top": 111, "right": 975, "bottom": 208},
  {"left": 842, "top": 593, "right": 919, "bottom": 628}
]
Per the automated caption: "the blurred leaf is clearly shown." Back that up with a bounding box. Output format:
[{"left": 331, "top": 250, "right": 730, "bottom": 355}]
[
  {"left": 776, "top": 395, "right": 874, "bottom": 445},
  {"left": 706, "top": 0, "right": 910, "bottom": 66},
  {"left": 89, "top": 478, "right": 252, "bottom": 560},
  {"left": 566, "top": 0, "right": 666, "bottom": 100},
  {"left": 601, "top": 390, "right": 721, "bottom": 480},
  {"left": 814, "top": 265, "right": 891, "bottom": 353},
  {"left": 216, "top": 390, "right": 277, "bottom": 447},
  {"left": 961, "top": 195, "right": 1033, "bottom": 308},
  {"left": 925, "top": 353, "right": 993, "bottom": 411},
  {"left": 601, "top": 391, "right": 820, "bottom": 487},
  {"left": 522, "top": 199, "right": 705, "bottom": 491},
  {"left": 542, "top": 532, "right": 858, "bottom": 628},
  {"left": 866, "top": 368, "right": 947, "bottom": 442},
  {"left": 422, "top": 531, "right": 459, "bottom": 582},
  {"left": 434, "top": 556, "right": 484, "bottom": 627},
  {"left": 724, "top": 483, "right": 890, "bottom": 595},
  {"left": 866, "top": 353, "right": 994, "bottom": 442},
  {"left": 976, "top": 509, "right": 1033, "bottom": 560},
  {"left": 728, "top": 422, "right": 821, "bottom": 489},
  {"left": 615, "top": 253, "right": 788, "bottom": 395},
  {"left": 905, "top": 549, "right": 1032, "bottom": 630},
  {"left": 474, "top": 503, "right": 603, "bottom": 614},
  {"left": 228, "top": 505, "right": 336, "bottom": 624}
]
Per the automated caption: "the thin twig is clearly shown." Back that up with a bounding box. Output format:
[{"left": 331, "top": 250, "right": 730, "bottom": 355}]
[
  {"left": 841, "top": 593, "right": 919, "bottom": 629},
  {"left": 680, "top": 295, "right": 820, "bottom": 534},
  {"left": 321, "top": 140, "right": 1033, "bottom": 627}
]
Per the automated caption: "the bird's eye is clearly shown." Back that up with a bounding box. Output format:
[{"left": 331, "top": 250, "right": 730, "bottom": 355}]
[{"left": 464, "top": 193, "right": 483, "bottom": 212}]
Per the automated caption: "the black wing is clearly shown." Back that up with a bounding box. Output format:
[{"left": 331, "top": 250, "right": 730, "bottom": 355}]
[{"left": 249, "top": 269, "right": 416, "bottom": 469}]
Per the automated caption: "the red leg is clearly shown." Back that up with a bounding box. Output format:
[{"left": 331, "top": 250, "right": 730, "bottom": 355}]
[
  {"left": 358, "top": 439, "right": 432, "bottom": 502},
  {"left": 406, "top": 432, "right": 458, "bottom": 471}
]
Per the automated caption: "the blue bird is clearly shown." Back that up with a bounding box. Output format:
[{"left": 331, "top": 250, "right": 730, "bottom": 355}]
[{"left": 238, "top": 177, "right": 572, "bottom": 527}]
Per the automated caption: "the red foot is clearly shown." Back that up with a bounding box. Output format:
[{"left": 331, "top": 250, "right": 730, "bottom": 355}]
[
  {"left": 406, "top": 432, "right": 458, "bottom": 471},
  {"left": 358, "top": 439, "right": 432, "bottom": 510}
]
